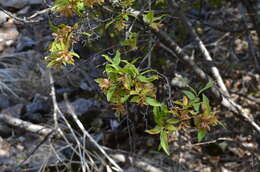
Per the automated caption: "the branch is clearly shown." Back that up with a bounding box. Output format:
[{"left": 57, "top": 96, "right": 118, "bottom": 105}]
[
  {"left": 0, "top": 113, "right": 54, "bottom": 136},
  {"left": 167, "top": 0, "right": 230, "bottom": 97},
  {"left": 145, "top": 9, "right": 260, "bottom": 133},
  {"left": 0, "top": 6, "right": 50, "bottom": 23}
]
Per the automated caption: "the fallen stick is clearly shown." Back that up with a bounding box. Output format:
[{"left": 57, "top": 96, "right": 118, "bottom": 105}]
[{"left": 0, "top": 113, "right": 54, "bottom": 136}]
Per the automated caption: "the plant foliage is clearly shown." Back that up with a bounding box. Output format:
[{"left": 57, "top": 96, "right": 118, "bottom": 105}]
[{"left": 47, "top": 0, "right": 221, "bottom": 155}]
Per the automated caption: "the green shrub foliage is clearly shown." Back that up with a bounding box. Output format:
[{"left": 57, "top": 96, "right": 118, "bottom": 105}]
[{"left": 47, "top": 0, "right": 220, "bottom": 154}]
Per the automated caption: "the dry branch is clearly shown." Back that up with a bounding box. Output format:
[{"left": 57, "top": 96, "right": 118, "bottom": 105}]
[
  {"left": 147, "top": 10, "right": 260, "bottom": 133},
  {"left": 0, "top": 113, "right": 54, "bottom": 136}
]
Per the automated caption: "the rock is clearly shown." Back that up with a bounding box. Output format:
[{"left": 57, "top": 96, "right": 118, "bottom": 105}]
[
  {"left": 59, "top": 98, "right": 102, "bottom": 127},
  {"left": 22, "top": 95, "right": 50, "bottom": 123},
  {"left": 28, "top": 0, "right": 42, "bottom": 5},
  {"left": 0, "top": 95, "right": 11, "bottom": 110},
  {"left": 0, "top": 19, "right": 19, "bottom": 52},
  {"left": 59, "top": 98, "right": 101, "bottom": 116},
  {"left": 22, "top": 112, "right": 44, "bottom": 123},
  {"left": 0, "top": 11, "right": 9, "bottom": 24},
  {"left": 55, "top": 87, "right": 78, "bottom": 101},
  {"left": 0, "top": 0, "right": 28, "bottom": 9},
  {"left": 0, "top": 0, "right": 42, "bottom": 9},
  {"left": 80, "top": 75, "right": 98, "bottom": 92},
  {"left": 0, "top": 122, "right": 12, "bottom": 138},
  {"left": 16, "top": 36, "right": 36, "bottom": 52},
  {"left": 1, "top": 104, "right": 24, "bottom": 119},
  {"left": 0, "top": 137, "right": 12, "bottom": 166},
  {"left": 0, "top": 104, "right": 24, "bottom": 138},
  {"left": 25, "top": 95, "right": 50, "bottom": 114}
]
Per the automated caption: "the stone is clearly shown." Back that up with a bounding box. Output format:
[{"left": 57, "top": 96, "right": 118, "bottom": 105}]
[
  {"left": 0, "top": 0, "right": 28, "bottom": 9},
  {"left": 0, "top": 11, "right": 9, "bottom": 24},
  {"left": 0, "top": 0, "right": 42, "bottom": 9},
  {"left": 0, "top": 95, "right": 11, "bottom": 110},
  {"left": 1, "top": 104, "right": 24, "bottom": 119},
  {"left": 59, "top": 98, "right": 101, "bottom": 116},
  {"left": 25, "top": 95, "right": 50, "bottom": 114},
  {"left": 0, "top": 19, "right": 19, "bottom": 52},
  {"left": 16, "top": 36, "right": 36, "bottom": 52},
  {"left": 0, "top": 122, "right": 12, "bottom": 138},
  {"left": 22, "top": 112, "right": 44, "bottom": 123}
]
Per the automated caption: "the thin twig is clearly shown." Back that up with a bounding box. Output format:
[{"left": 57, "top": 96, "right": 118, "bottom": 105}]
[
  {"left": 64, "top": 95, "right": 123, "bottom": 172},
  {"left": 0, "top": 6, "right": 50, "bottom": 23},
  {"left": 167, "top": 0, "right": 230, "bottom": 97}
]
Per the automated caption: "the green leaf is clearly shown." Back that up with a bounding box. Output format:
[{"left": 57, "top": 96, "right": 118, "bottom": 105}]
[
  {"left": 120, "top": 95, "right": 130, "bottom": 103},
  {"left": 69, "top": 52, "right": 80, "bottom": 58},
  {"left": 145, "top": 97, "right": 162, "bottom": 107},
  {"left": 182, "top": 90, "right": 196, "bottom": 100},
  {"left": 160, "top": 130, "right": 170, "bottom": 155},
  {"left": 187, "top": 85, "right": 198, "bottom": 96},
  {"left": 107, "top": 86, "right": 116, "bottom": 101},
  {"left": 198, "top": 81, "right": 215, "bottom": 95},
  {"left": 113, "top": 50, "right": 121, "bottom": 66},
  {"left": 153, "top": 106, "right": 163, "bottom": 126},
  {"left": 145, "top": 125, "right": 161, "bottom": 135},
  {"left": 165, "top": 124, "right": 177, "bottom": 131},
  {"left": 166, "top": 118, "right": 180, "bottom": 124},
  {"left": 130, "top": 96, "right": 141, "bottom": 103},
  {"left": 102, "top": 54, "right": 113, "bottom": 63},
  {"left": 192, "top": 102, "right": 201, "bottom": 113},
  {"left": 202, "top": 94, "right": 211, "bottom": 112},
  {"left": 140, "top": 69, "right": 157, "bottom": 75},
  {"left": 123, "top": 63, "right": 139, "bottom": 77},
  {"left": 197, "top": 129, "right": 206, "bottom": 142},
  {"left": 143, "top": 11, "right": 154, "bottom": 24},
  {"left": 137, "top": 75, "right": 159, "bottom": 83},
  {"left": 121, "top": 32, "right": 138, "bottom": 50}
]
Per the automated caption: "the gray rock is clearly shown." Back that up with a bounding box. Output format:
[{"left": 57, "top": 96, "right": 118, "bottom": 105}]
[
  {"left": 0, "top": 95, "right": 11, "bottom": 110},
  {"left": 25, "top": 95, "right": 50, "bottom": 114},
  {"left": 16, "top": 36, "right": 36, "bottom": 52},
  {"left": 0, "top": 0, "right": 28, "bottom": 9},
  {"left": 1, "top": 104, "right": 24, "bottom": 119},
  {"left": 0, "top": 122, "right": 12, "bottom": 138},
  {"left": 22, "top": 112, "right": 44, "bottom": 123},
  {"left": 28, "top": 0, "right": 42, "bottom": 5},
  {"left": 59, "top": 98, "right": 101, "bottom": 116},
  {"left": 0, "top": 11, "right": 9, "bottom": 24},
  {"left": 0, "top": 0, "right": 42, "bottom": 9}
]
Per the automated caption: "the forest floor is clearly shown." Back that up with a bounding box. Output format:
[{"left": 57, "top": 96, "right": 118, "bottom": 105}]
[{"left": 0, "top": 2, "right": 259, "bottom": 172}]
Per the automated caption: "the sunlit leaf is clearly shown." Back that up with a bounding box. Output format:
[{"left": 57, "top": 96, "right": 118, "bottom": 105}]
[
  {"left": 166, "top": 118, "right": 180, "bottom": 124},
  {"left": 165, "top": 124, "right": 177, "bottom": 131},
  {"left": 143, "top": 11, "right": 155, "bottom": 24},
  {"left": 198, "top": 81, "right": 215, "bottom": 95},
  {"left": 160, "top": 130, "right": 170, "bottom": 155},
  {"left": 197, "top": 129, "right": 206, "bottom": 142},
  {"left": 145, "top": 97, "right": 162, "bottom": 107},
  {"left": 146, "top": 125, "right": 161, "bottom": 135},
  {"left": 137, "top": 75, "right": 159, "bottom": 83},
  {"left": 102, "top": 54, "right": 113, "bottom": 63},
  {"left": 107, "top": 86, "right": 116, "bottom": 101},
  {"left": 202, "top": 94, "right": 211, "bottom": 112},
  {"left": 182, "top": 90, "right": 196, "bottom": 100},
  {"left": 113, "top": 50, "right": 121, "bottom": 66}
]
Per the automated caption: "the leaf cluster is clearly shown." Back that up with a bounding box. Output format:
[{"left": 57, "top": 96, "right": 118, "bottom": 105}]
[
  {"left": 45, "top": 24, "right": 80, "bottom": 67},
  {"left": 47, "top": 0, "right": 221, "bottom": 155},
  {"left": 95, "top": 51, "right": 159, "bottom": 114},
  {"left": 96, "top": 52, "right": 219, "bottom": 155}
]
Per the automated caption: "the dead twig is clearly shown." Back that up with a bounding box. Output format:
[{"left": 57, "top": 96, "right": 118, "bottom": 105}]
[
  {"left": 145, "top": 3, "right": 260, "bottom": 133},
  {"left": 64, "top": 94, "right": 123, "bottom": 172},
  {"left": 0, "top": 6, "right": 50, "bottom": 23},
  {"left": 167, "top": 0, "right": 230, "bottom": 97},
  {"left": 0, "top": 113, "right": 54, "bottom": 136}
]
